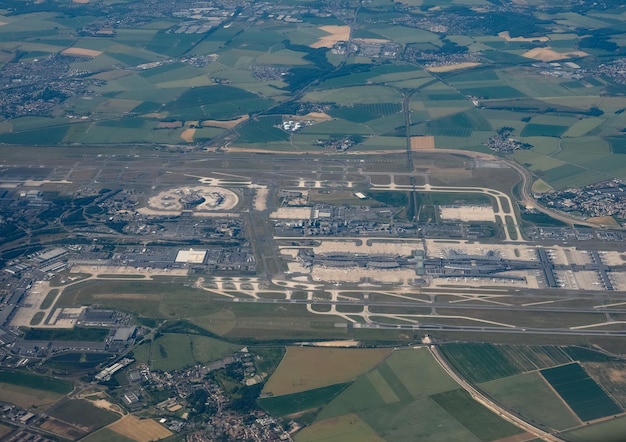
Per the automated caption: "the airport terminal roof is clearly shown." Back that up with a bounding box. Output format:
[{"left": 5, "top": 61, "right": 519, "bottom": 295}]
[{"left": 175, "top": 248, "right": 207, "bottom": 264}]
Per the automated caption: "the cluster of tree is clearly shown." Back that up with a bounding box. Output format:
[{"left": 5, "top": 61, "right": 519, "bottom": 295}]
[
  {"left": 228, "top": 384, "right": 263, "bottom": 413},
  {"left": 187, "top": 389, "right": 217, "bottom": 417}
]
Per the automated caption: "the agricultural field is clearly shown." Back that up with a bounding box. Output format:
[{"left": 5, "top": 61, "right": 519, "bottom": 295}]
[
  {"left": 438, "top": 343, "right": 574, "bottom": 383},
  {"left": 295, "top": 413, "right": 383, "bottom": 442},
  {"left": 262, "top": 346, "right": 391, "bottom": 396},
  {"left": 81, "top": 428, "right": 136, "bottom": 442},
  {"left": 259, "top": 382, "right": 350, "bottom": 417},
  {"left": 561, "top": 415, "right": 626, "bottom": 442},
  {"left": 107, "top": 415, "right": 173, "bottom": 442},
  {"left": 583, "top": 362, "right": 626, "bottom": 408},
  {"left": 0, "top": 382, "right": 65, "bottom": 409},
  {"left": 0, "top": 425, "right": 12, "bottom": 440},
  {"left": 310, "top": 348, "right": 522, "bottom": 442},
  {"left": 540, "top": 363, "right": 623, "bottom": 422},
  {"left": 479, "top": 372, "right": 580, "bottom": 431},
  {"left": 47, "top": 399, "right": 120, "bottom": 432},
  {"left": 0, "top": 0, "right": 625, "bottom": 191}
]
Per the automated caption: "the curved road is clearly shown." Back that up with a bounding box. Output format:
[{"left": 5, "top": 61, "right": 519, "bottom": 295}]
[
  {"left": 370, "top": 181, "right": 524, "bottom": 242},
  {"left": 430, "top": 345, "right": 565, "bottom": 442},
  {"left": 502, "top": 157, "right": 598, "bottom": 229}
]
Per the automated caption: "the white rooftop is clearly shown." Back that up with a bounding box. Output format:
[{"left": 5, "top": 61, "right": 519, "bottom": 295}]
[{"left": 175, "top": 249, "right": 207, "bottom": 264}]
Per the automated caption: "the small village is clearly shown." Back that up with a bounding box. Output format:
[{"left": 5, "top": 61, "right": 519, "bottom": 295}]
[{"left": 537, "top": 178, "right": 626, "bottom": 222}]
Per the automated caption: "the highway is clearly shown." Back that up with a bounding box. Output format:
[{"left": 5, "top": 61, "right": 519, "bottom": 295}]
[{"left": 502, "top": 157, "right": 599, "bottom": 229}]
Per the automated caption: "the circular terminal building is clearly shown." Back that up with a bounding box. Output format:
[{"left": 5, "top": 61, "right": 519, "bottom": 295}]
[{"left": 141, "top": 186, "right": 239, "bottom": 215}]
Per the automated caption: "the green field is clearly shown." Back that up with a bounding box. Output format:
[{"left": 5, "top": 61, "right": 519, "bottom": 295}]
[
  {"left": 305, "top": 348, "right": 522, "bottom": 442},
  {"left": 328, "top": 103, "right": 402, "bottom": 123},
  {"left": 0, "top": 370, "right": 73, "bottom": 395},
  {"left": 303, "top": 86, "right": 402, "bottom": 106},
  {"left": 30, "top": 311, "right": 44, "bottom": 326},
  {"left": 46, "top": 352, "right": 115, "bottom": 372},
  {"left": 259, "top": 382, "right": 350, "bottom": 416},
  {"left": 521, "top": 124, "right": 569, "bottom": 137},
  {"left": 541, "top": 363, "right": 622, "bottom": 422},
  {"left": 23, "top": 327, "right": 109, "bottom": 342},
  {"left": 48, "top": 399, "right": 119, "bottom": 430},
  {"left": 133, "top": 333, "right": 241, "bottom": 372},
  {"left": 431, "top": 389, "right": 521, "bottom": 441},
  {"left": 40, "top": 289, "right": 59, "bottom": 309},
  {"left": 161, "top": 85, "right": 273, "bottom": 120},
  {"left": 295, "top": 413, "right": 383, "bottom": 442},
  {"left": 236, "top": 116, "right": 290, "bottom": 143},
  {"left": 439, "top": 343, "right": 574, "bottom": 383},
  {"left": 459, "top": 85, "right": 524, "bottom": 99},
  {"left": 57, "top": 279, "right": 222, "bottom": 319},
  {"left": 317, "top": 349, "right": 461, "bottom": 421},
  {"left": 81, "top": 428, "right": 136, "bottom": 442},
  {"left": 562, "top": 117, "right": 605, "bottom": 137},
  {"left": 480, "top": 372, "right": 580, "bottom": 430},
  {"left": 561, "top": 415, "right": 626, "bottom": 442},
  {"left": 426, "top": 110, "right": 492, "bottom": 137}
]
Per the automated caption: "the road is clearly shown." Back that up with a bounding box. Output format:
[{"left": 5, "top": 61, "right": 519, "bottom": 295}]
[
  {"left": 369, "top": 181, "right": 524, "bottom": 241},
  {"left": 430, "top": 345, "right": 566, "bottom": 442},
  {"left": 502, "top": 157, "right": 599, "bottom": 228}
]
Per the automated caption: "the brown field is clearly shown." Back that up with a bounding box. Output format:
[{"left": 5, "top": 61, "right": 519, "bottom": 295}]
[
  {"left": 180, "top": 128, "right": 196, "bottom": 142},
  {"left": 295, "top": 413, "right": 384, "bottom": 442},
  {"left": 0, "top": 425, "right": 12, "bottom": 439},
  {"left": 586, "top": 216, "right": 620, "bottom": 227},
  {"left": 90, "top": 70, "right": 133, "bottom": 81},
  {"left": 0, "top": 52, "right": 13, "bottom": 63},
  {"left": 427, "top": 62, "right": 481, "bottom": 72},
  {"left": 299, "top": 112, "right": 333, "bottom": 121},
  {"left": 498, "top": 31, "right": 548, "bottom": 42},
  {"left": 440, "top": 205, "right": 496, "bottom": 222},
  {"left": 354, "top": 38, "right": 390, "bottom": 44},
  {"left": 262, "top": 346, "right": 391, "bottom": 396},
  {"left": 76, "top": 391, "right": 125, "bottom": 415},
  {"left": 40, "top": 418, "right": 87, "bottom": 441},
  {"left": 493, "top": 432, "right": 534, "bottom": 442},
  {"left": 310, "top": 25, "right": 351, "bottom": 49},
  {"left": 0, "top": 382, "right": 63, "bottom": 409},
  {"left": 584, "top": 362, "right": 626, "bottom": 408},
  {"left": 98, "top": 99, "right": 143, "bottom": 113},
  {"left": 410, "top": 135, "right": 435, "bottom": 150},
  {"left": 522, "top": 47, "right": 588, "bottom": 62},
  {"left": 202, "top": 114, "right": 249, "bottom": 129},
  {"left": 0, "top": 22, "right": 7, "bottom": 26},
  {"left": 61, "top": 47, "right": 102, "bottom": 57},
  {"left": 89, "top": 399, "right": 126, "bottom": 416},
  {"left": 158, "top": 121, "right": 183, "bottom": 129},
  {"left": 108, "top": 415, "right": 173, "bottom": 442}
]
